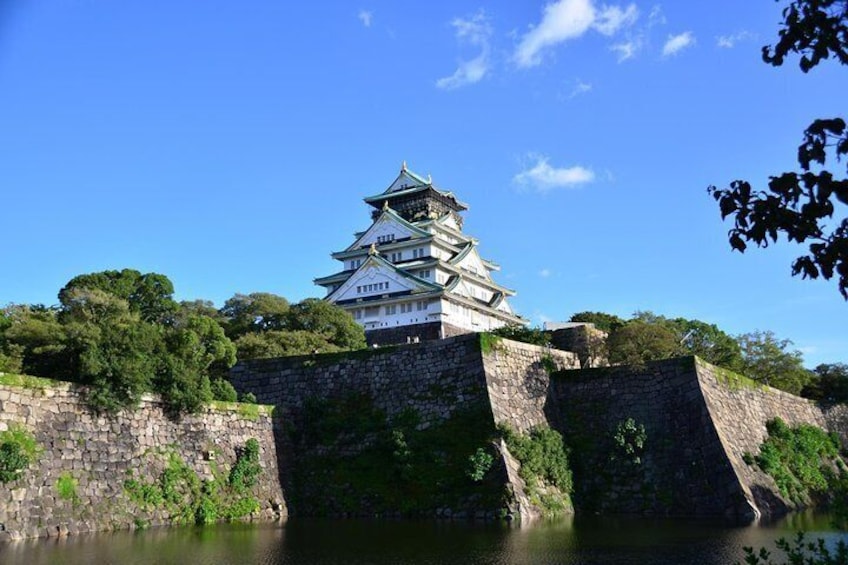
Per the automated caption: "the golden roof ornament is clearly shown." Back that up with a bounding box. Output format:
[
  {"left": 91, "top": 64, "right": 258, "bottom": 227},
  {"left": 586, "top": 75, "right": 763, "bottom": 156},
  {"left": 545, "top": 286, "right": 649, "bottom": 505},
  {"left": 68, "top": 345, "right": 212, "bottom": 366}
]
[
  {"left": 382, "top": 200, "right": 389, "bottom": 211},
  {"left": 427, "top": 173, "right": 432, "bottom": 184},
  {"left": 369, "top": 243, "right": 378, "bottom": 255},
  {"left": 401, "top": 160, "right": 407, "bottom": 171}
]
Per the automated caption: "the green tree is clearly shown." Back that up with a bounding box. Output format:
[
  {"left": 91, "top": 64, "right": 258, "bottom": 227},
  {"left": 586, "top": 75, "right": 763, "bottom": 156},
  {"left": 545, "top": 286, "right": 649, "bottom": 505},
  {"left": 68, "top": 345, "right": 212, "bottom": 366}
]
[
  {"left": 802, "top": 362, "right": 848, "bottom": 403},
  {"left": 667, "top": 317, "right": 743, "bottom": 368},
  {"left": 59, "top": 269, "right": 178, "bottom": 323},
  {"left": 708, "top": 0, "right": 848, "bottom": 298},
  {"left": 286, "top": 298, "right": 366, "bottom": 351},
  {"left": 234, "top": 330, "right": 342, "bottom": 360},
  {"left": 607, "top": 320, "right": 681, "bottom": 367},
  {"left": 569, "top": 311, "right": 626, "bottom": 333},
  {"left": 155, "top": 314, "right": 237, "bottom": 415},
  {"left": 219, "top": 292, "right": 290, "bottom": 339},
  {"left": 1, "top": 304, "right": 71, "bottom": 378},
  {"left": 735, "top": 330, "right": 812, "bottom": 394}
]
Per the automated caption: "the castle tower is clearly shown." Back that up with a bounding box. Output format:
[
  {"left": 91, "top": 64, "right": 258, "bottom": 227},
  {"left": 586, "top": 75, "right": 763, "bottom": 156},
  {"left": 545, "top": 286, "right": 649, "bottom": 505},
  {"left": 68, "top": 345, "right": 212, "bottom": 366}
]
[{"left": 314, "top": 163, "right": 526, "bottom": 345}]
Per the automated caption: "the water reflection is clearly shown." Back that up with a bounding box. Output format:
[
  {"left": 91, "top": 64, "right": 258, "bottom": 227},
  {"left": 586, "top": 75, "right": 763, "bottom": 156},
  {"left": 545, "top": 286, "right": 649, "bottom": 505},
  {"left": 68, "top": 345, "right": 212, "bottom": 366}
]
[{"left": 1, "top": 513, "right": 845, "bottom": 565}]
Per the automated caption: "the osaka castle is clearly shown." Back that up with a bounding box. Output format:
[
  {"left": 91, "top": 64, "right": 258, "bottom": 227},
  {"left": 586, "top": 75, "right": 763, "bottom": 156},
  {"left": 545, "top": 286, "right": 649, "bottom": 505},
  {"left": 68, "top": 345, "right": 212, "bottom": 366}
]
[{"left": 315, "top": 163, "right": 526, "bottom": 345}]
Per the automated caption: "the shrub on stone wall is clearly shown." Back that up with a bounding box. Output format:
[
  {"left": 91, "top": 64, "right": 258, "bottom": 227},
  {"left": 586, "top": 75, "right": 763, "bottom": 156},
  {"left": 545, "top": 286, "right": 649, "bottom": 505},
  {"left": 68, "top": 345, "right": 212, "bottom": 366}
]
[
  {"left": 0, "top": 424, "right": 42, "bottom": 484},
  {"left": 744, "top": 417, "right": 846, "bottom": 507}
]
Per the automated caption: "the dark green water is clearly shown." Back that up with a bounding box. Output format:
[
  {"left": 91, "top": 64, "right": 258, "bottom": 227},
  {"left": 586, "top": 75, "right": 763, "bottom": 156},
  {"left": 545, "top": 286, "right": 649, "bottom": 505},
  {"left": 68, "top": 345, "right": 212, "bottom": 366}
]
[{"left": 1, "top": 513, "right": 846, "bottom": 565}]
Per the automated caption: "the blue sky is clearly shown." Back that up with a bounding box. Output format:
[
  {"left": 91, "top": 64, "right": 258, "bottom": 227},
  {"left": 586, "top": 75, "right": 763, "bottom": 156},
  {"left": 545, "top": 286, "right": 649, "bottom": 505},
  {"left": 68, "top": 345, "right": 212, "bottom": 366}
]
[{"left": 1, "top": 1, "right": 845, "bottom": 367}]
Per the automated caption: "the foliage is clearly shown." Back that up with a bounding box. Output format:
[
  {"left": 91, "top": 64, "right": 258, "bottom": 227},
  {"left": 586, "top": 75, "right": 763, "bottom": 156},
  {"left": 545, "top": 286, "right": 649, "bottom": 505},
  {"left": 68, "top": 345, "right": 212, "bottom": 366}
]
[
  {"left": 286, "top": 298, "right": 366, "bottom": 351},
  {"left": 569, "top": 311, "right": 626, "bottom": 333},
  {"left": 210, "top": 378, "right": 238, "bottom": 402},
  {"left": 466, "top": 447, "right": 495, "bottom": 482},
  {"left": 607, "top": 319, "right": 681, "bottom": 367},
  {"left": 737, "top": 532, "right": 848, "bottom": 565},
  {"left": 56, "top": 472, "right": 78, "bottom": 503},
  {"left": 229, "top": 438, "right": 262, "bottom": 492},
  {"left": 708, "top": 0, "right": 848, "bottom": 299},
  {"left": 611, "top": 418, "right": 647, "bottom": 466},
  {"left": 123, "top": 440, "right": 263, "bottom": 525},
  {"left": 491, "top": 324, "right": 550, "bottom": 346},
  {"left": 0, "top": 425, "right": 43, "bottom": 484},
  {"left": 1, "top": 304, "right": 72, "bottom": 379},
  {"left": 234, "top": 330, "right": 341, "bottom": 360},
  {"left": 239, "top": 391, "right": 257, "bottom": 404},
  {"left": 803, "top": 363, "right": 848, "bottom": 404},
  {"left": 219, "top": 293, "right": 290, "bottom": 339},
  {"left": 478, "top": 332, "right": 503, "bottom": 354},
  {"left": 736, "top": 331, "right": 813, "bottom": 395},
  {"left": 746, "top": 417, "right": 845, "bottom": 505},
  {"left": 499, "top": 424, "right": 572, "bottom": 493},
  {"left": 291, "top": 398, "right": 503, "bottom": 517},
  {"left": 59, "top": 269, "right": 177, "bottom": 323}
]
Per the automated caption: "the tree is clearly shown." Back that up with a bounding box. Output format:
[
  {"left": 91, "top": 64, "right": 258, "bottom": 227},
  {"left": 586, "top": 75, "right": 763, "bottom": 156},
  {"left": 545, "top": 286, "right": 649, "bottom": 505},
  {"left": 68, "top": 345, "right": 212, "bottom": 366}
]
[
  {"left": 59, "top": 269, "right": 178, "bottom": 323},
  {"left": 234, "top": 330, "right": 342, "bottom": 360},
  {"left": 569, "top": 311, "right": 626, "bottom": 333},
  {"left": 708, "top": 0, "right": 848, "bottom": 298},
  {"left": 286, "top": 298, "right": 366, "bottom": 351},
  {"left": 802, "top": 362, "right": 848, "bottom": 403},
  {"left": 735, "top": 330, "right": 812, "bottom": 394},
  {"left": 607, "top": 320, "right": 682, "bottom": 367},
  {"left": 1, "top": 304, "right": 71, "bottom": 378},
  {"left": 219, "top": 292, "right": 290, "bottom": 339},
  {"left": 666, "top": 317, "right": 743, "bottom": 369}
]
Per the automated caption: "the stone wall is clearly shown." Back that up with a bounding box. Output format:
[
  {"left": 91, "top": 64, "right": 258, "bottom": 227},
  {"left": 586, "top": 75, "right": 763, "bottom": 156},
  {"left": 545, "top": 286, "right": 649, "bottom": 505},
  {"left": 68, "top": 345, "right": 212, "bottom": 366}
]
[
  {"left": 230, "top": 334, "right": 490, "bottom": 428},
  {"left": 230, "top": 334, "right": 579, "bottom": 520},
  {"left": 0, "top": 381, "right": 285, "bottom": 541},
  {"left": 694, "top": 359, "right": 842, "bottom": 518},
  {"left": 551, "top": 357, "right": 848, "bottom": 520},
  {"left": 548, "top": 324, "right": 608, "bottom": 368},
  {"left": 482, "top": 338, "right": 579, "bottom": 432}
]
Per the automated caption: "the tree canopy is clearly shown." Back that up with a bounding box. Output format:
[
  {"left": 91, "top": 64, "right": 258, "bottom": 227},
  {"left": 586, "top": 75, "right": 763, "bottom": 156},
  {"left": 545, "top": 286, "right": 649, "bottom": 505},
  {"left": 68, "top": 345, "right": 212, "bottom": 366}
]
[
  {"left": 708, "top": 0, "right": 848, "bottom": 298},
  {"left": 0, "top": 270, "right": 367, "bottom": 413}
]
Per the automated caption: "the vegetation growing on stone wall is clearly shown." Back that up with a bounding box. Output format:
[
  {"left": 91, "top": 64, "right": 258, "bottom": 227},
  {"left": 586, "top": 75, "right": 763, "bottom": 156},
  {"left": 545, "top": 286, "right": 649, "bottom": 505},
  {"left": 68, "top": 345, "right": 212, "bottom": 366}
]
[
  {"left": 611, "top": 418, "right": 647, "bottom": 466},
  {"left": 479, "top": 332, "right": 503, "bottom": 355},
  {"left": 290, "top": 395, "right": 504, "bottom": 517},
  {"left": 123, "top": 439, "right": 263, "bottom": 526},
  {"left": 56, "top": 472, "right": 79, "bottom": 504},
  {"left": 0, "top": 424, "right": 42, "bottom": 484},
  {"left": 491, "top": 325, "right": 550, "bottom": 346},
  {"left": 499, "top": 424, "right": 572, "bottom": 515},
  {"left": 744, "top": 418, "right": 847, "bottom": 507}
]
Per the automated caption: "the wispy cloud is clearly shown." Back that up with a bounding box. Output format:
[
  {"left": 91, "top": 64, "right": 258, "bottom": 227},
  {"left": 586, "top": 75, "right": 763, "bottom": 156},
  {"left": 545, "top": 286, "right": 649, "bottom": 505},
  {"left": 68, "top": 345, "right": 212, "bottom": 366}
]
[
  {"left": 648, "top": 4, "right": 666, "bottom": 26},
  {"left": 514, "top": 0, "right": 637, "bottom": 68},
  {"left": 357, "top": 10, "right": 372, "bottom": 28},
  {"left": 594, "top": 4, "right": 638, "bottom": 36},
  {"left": 569, "top": 78, "right": 592, "bottom": 98},
  {"left": 436, "top": 11, "right": 493, "bottom": 90},
  {"left": 716, "top": 30, "right": 754, "bottom": 48},
  {"left": 662, "top": 31, "right": 695, "bottom": 57},
  {"left": 539, "top": 268, "right": 552, "bottom": 278},
  {"left": 514, "top": 155, "right": 595, "bottom": 192},
  {"left": 610, "top": 38, "right": 641, "bottom": 62}
]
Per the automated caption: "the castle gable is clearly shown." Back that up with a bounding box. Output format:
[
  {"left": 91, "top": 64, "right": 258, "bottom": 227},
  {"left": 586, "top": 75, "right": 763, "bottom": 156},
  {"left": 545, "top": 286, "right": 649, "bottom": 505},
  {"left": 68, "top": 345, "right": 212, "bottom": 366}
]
[
  {"left": 326, "top": 254, "right": 440, "bottom": 303},
  {"left": 346, "top": 208, "right": 429, "bottom": 252}
]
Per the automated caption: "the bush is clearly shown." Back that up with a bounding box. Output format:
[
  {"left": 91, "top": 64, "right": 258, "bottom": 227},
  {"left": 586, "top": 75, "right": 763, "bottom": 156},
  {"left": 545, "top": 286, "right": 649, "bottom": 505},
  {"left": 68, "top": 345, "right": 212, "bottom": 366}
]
[
  {"left": 0, "top": 425, "right": 42, "bottom": 484},
  {"left": 210, "top": 378, "right": 238, "bottom": 402}
]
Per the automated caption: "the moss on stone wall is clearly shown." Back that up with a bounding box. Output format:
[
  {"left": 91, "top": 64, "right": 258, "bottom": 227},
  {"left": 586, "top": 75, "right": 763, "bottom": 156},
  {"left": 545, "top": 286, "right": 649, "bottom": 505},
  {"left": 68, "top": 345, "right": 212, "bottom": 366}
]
[{"left": 288, "top": 394, "right": 505, "bottom": 518}]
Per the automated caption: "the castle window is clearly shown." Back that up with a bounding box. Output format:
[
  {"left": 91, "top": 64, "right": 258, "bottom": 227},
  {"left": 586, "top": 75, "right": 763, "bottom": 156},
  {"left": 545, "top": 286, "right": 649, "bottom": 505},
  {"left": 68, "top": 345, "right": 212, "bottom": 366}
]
[
  {"left": 416, "top": 301, "right": 427, "bottom": 311},
  {"left": 401, "top": 303, "right": 412, "bottom": 314},
  {"left": 385, "top": 305, "right": 397, "bottom": 315}
]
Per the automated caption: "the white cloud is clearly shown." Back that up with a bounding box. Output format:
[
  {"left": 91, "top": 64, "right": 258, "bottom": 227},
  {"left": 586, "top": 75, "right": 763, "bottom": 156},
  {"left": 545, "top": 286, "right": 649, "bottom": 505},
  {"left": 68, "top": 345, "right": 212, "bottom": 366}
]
[
  {"left": 648, "top": 4, "right": 666, "bottom": 26},
  {"left": 662, "top": 31, "right": 695, "bottom": 56},
  {"left": 513, "top": 155, "right": 595, "bottom": 192},
  {"left": 514, "top": 0, "right": 596, "bottom": 67},
  {"left": 593, "top": 4, "right": 638, "bottom": 36},
  {"left": 358, "top": 10, "right": 372, "bottom": 28},
  {"left": 539, "top": 268, "right": 552, "bottom": 278},
  {"left": 716, "top": 30, "right": 754, "bottom": 48},
  {"left": 569, "top": 78, "right": 592, "bottom": 98},
  {"left": 514, "top": 0, "right": 638, "bottom": 67},
  {"left": 436, "top": 11, "right": 492, "bottom": 90},
  {"left": 610, "top": 38, "right": 641, "bottom": 62}
]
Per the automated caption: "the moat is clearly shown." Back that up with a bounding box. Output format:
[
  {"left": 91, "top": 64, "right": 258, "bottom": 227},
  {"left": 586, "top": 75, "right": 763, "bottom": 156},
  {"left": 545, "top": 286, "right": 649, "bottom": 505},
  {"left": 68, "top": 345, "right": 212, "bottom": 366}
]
[{"left": 2, "top": 513, "right": 846, "bottom": 565}]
